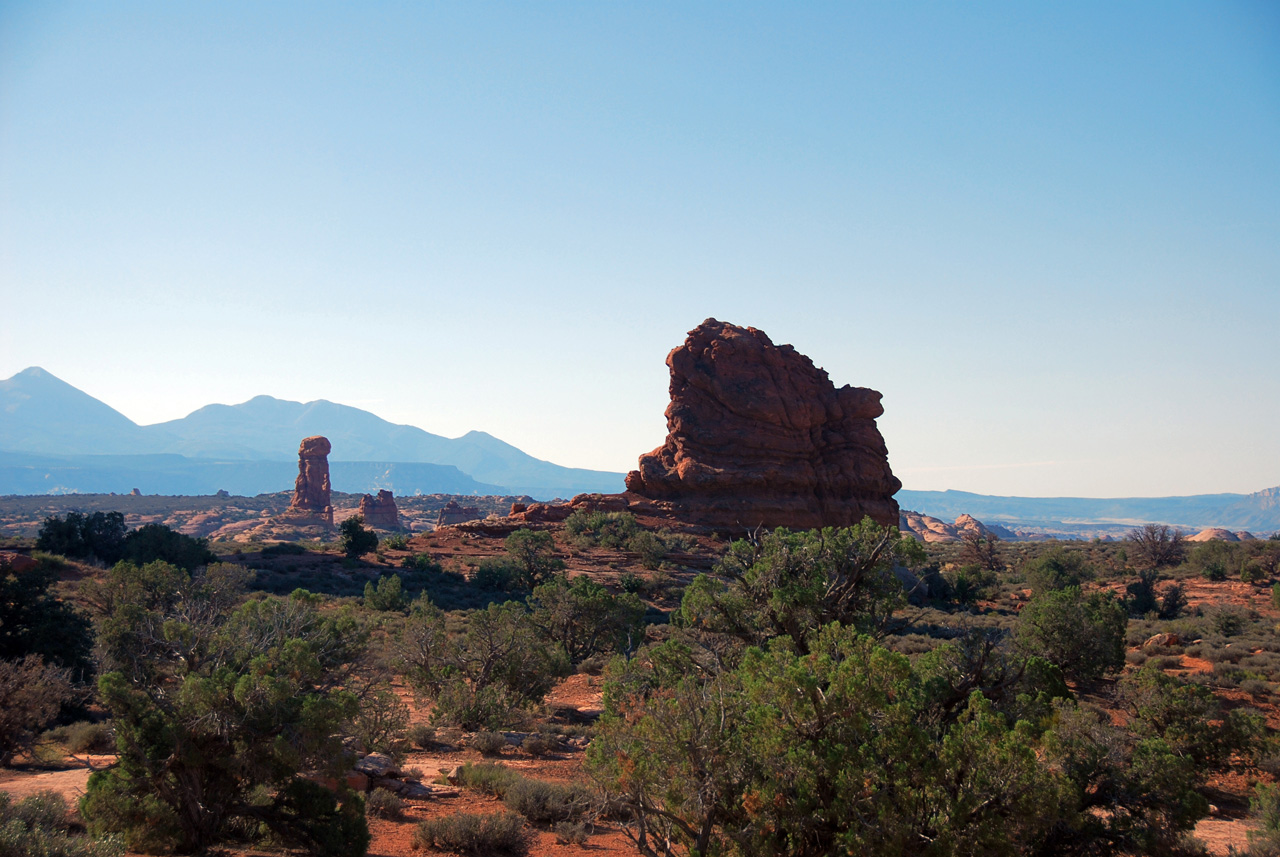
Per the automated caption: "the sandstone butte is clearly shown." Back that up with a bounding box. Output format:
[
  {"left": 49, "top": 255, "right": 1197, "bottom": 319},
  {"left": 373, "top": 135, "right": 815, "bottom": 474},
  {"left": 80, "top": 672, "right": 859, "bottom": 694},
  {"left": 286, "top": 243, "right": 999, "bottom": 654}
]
[
  {"left": 621, "top": 318, "right": 901, "bottom": 530},
  {"left": 358, "top": 489, "right": 401, "bottom": 531},
  {"left": 287, "top": 435, "right": 334, "bottom": 527}
]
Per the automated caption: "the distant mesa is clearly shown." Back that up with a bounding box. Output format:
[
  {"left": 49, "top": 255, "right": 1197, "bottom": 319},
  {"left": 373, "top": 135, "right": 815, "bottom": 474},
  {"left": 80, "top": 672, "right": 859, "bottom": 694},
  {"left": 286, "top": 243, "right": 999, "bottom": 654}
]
[
  {"left": 623, "top": 318, "right": 901, "bottom": 530},
  {"left": 358, "top": 489, "right": 401, "bottom": 531},
  {"left": 286, "top": 436, "right": 334, "bottom": 527}
]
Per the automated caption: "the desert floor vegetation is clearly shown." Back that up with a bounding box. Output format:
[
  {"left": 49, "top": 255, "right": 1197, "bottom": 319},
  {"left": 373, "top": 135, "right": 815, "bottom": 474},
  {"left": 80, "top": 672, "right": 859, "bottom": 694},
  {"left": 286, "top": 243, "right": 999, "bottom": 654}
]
[{"left": 3, "top": 512, "right": 1280, "bottom": 856}]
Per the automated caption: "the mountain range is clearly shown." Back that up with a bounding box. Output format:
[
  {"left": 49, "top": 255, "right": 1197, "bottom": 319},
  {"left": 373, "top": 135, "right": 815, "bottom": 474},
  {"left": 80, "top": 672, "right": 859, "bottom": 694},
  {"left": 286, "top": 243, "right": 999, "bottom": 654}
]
[
  {"left": 0, "top": 367, "right": 623, "bottom": 498},
  {"left": 2, "top": 367, "right": 1277, "bottom": 534},
  {"left": 896, "top": 488, "right": 1280, "bottom": 536}
]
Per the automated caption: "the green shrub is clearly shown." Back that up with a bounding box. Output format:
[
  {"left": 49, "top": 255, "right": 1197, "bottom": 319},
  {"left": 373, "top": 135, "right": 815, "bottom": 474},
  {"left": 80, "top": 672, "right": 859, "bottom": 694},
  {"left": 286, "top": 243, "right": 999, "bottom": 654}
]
[
  {"left": 1249, "top": 783, "right": 1280, "bottom": 854},
  {"left": 365, "top": 788, "right": 404, "bottom": 820},
  {"left": 36, "top": 512, "right": 127, "bottom": 564},
  {"left": 527, "top": 576, "right": 645, "bottom": 665},
  {"left": 44, "top": 720, "right": 113, "bottom": 754},
  {"left": 471, "top": 731, "right": 508, "bottom": 757},
  {"left": 351, "top": 687, "right": 409, "bottom": 757},
  {"left": 1016, "top": 586, "right": 1126, "bottom": 682},
  {"left": 521, "top": 734, "right": 560, "bottom": 757},
  {"left": 1159, "top": 582, "right": 1187, "bottom": 619},
  {"left": 1022, "top": 548, "right": 1095, "bottom": 592},
  {"left": 408, "top": 724, "right": 435, "bottom": 749},
  {"left": 618, "top": 572, "right": 644, "bottom": 594},
  {"left": 1, "top": 552, "right": 95, "bottom": 678},
  {"left": 413, "top": 811, "right": 528, "bottom": 856},
  {"left": 403, "top": 553, "right": 443, "bottom": 574},
  {"left": 682, "top": 520, "right": 925, "bottom": 651},
  {"left": 120, "top": 524, "right": 216, "bottom": 570},
  {"left": 473, "top": 559, "right": 518, "bottom": 591},
  {"left": 262, "top": 541, "right": 307, "bottom": 557},
  {"left": 340, "top": 516, "right": 379, "bottom": 559},
  {"left": 1201, "top": 563, "right": 1228, "bottom": 582},
  {"left": 0, "top": 655, "right": 80, "bottom": 765},
  {"left": 1121, "top": 667, "right": 1266, "bottom": 768},
  {"left": 363, "top": 574, "right": 408, "bottom": 611},
  {"left": 7, "top": 790, "right": 69, "bottom": 832},
  {"left": 554, "top": 821, "right": 590, "bottom": 845},
  {"left": 502, "top": 777, "right": 591, "bottom": 824},
  {"left": 1210, "top": 607, "right": 1249, "bottom": 637},
  {"left": 503, "top": 530, "right": 564, "bottom": 588},
  {"left": 564, "top": 510, "right": 640, "bottom": 549},
  {"left": 451, "top": 763, "right": 518, "bottom": 797},
  {"left": 381, "top": 534, "right": 410, "bottom": 551},
  {"left": 79, "top": 563, "right": 369, "bottom": 855},
  {"left": 626, "top": 531, "right": 667, "bottom": 570},
  {"left": 944, "top": 564, "right": 997, "bottom": 605},
  {"left": 399, "top": 597, "right": 568, "bottom": 729},
  {"left": 0, "top": 789, "right": 124, "bottom": 857}
]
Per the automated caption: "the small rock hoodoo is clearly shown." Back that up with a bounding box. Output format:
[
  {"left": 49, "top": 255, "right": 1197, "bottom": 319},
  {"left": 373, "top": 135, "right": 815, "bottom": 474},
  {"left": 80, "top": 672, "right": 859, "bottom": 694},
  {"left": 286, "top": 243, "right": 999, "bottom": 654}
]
[
  {"left": 358, "top": 489, "right": 401, "bottom": 531},
  {"left": 625, "top": 318, "right": 901, "bottom": 529}
]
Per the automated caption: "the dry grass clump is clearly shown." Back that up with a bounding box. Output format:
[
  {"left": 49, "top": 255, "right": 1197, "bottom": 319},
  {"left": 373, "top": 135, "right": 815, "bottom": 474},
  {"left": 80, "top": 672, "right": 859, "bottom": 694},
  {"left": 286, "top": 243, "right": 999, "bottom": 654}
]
[{"left": 412, "top": 811, "right": 528, "bottom": 855}]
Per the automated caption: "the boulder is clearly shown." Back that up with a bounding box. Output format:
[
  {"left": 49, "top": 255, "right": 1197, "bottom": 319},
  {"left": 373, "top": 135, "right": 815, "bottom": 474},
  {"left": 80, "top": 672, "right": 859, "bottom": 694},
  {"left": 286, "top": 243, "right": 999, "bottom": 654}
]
[
  {"left": 0, "top": 552, "right": 38, "bottom": 573},
  {"left": 1143, "top": 633, "right": 1181, "bottom": 649},
  {"left": 358, "top": 489, "right": 400, "bottom": 531},
  {"left": 287, "top": 436, "right": 334, "bottom": 527},
  {"left": 354, "top": 752, "right": 398, "bottom": 779},
  {"left": 625, "top": 319, "right": 900, "bottom": 530}
]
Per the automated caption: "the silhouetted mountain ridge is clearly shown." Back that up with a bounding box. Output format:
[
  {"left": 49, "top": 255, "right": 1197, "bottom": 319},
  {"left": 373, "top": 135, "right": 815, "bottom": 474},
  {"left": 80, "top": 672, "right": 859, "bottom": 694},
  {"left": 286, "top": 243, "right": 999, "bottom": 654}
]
[{"left": 0, "top": 367, "right": 622, "bottom": 498}]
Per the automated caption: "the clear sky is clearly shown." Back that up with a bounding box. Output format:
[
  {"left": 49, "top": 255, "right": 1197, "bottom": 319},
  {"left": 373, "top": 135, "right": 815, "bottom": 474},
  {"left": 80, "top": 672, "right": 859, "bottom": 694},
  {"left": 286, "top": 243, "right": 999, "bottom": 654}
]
[{"left": 2, "top": 2, "right": 1277, "bottom": 498}]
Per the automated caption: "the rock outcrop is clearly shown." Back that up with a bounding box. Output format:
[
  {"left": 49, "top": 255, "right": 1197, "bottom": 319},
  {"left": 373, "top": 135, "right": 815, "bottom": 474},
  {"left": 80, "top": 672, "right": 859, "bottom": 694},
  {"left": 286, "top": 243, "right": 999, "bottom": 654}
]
[
  {"left": 436, "top": 500, "right": 482, "bottom": 527},
  {"left": 899, "top": 510, "right": 1018, "bottom": 543},
  {"left": 0, "top": 552, "right": 37, "bottom": 573},
  {"left": 624, "top": 319, "right": 901, "bottom": 529},
  {"left": 358, "top": 489, "right": 400, "bottom": 531},
  {"left": 1187, "top": 527, "right": 1254, "bottom": 542},
  {"left": 287, "top": 436, "right": 334, "bottom": 527}
]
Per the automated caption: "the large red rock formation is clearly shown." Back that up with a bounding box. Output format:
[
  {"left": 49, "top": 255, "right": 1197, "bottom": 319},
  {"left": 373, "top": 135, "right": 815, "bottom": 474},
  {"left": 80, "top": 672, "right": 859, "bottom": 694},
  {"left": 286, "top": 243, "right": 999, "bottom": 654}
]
[
  {"left": 625, "top": 319, "right": 901, "bottom": 529},
  {"left": 359, "top": 489, "right": 401, "bottom": 531},
  {"left": 288, "top": 436, "right": 334, "bottom": 527}
]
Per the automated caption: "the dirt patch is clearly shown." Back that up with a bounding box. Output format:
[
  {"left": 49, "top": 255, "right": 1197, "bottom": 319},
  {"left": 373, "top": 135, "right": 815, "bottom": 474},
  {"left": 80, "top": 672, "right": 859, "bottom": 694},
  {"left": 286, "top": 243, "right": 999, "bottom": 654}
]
[
  {"left": 1196, "top": 815, "right": 1256, "bottom": 856},
  {"left": 0, "top": 764, "right": 94, "bottom": 802}
]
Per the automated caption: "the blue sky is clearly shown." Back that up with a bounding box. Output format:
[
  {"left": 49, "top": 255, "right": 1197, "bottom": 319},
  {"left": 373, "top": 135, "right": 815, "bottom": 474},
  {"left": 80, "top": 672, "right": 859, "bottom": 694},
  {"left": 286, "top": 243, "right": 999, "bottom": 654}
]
[{"left": 2, "top": 2, "right": 1277, "bottom": 497}]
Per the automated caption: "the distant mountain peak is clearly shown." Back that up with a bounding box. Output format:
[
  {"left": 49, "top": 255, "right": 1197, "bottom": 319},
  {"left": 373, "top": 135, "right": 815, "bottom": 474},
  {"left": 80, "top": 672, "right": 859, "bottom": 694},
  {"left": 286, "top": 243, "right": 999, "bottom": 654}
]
[{"left": 0, "top": 367, "right": 627, "bottom": 498}]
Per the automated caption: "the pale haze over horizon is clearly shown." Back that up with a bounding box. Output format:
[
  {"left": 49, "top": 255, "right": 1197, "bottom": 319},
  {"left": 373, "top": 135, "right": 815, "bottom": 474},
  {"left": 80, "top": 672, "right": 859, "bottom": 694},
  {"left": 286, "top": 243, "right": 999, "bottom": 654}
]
[{"left": 2, "top": 2, "right": 1277, "bottom": 499}]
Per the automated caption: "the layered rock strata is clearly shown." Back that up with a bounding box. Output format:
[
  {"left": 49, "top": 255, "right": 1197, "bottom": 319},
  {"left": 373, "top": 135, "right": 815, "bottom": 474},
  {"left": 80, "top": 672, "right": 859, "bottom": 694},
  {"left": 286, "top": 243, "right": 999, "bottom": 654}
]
[
  {"left": 437, "top": 500, "right": 483, "bottom": 527},
  {"left": 624, "top": 319, "right": 901, "bottom": 529},
  {"left": 287, "top": 435, "right": 334, "bottom": 527},
  {"left": 358, "top": 489, "right": 400, "bottom": 531}
]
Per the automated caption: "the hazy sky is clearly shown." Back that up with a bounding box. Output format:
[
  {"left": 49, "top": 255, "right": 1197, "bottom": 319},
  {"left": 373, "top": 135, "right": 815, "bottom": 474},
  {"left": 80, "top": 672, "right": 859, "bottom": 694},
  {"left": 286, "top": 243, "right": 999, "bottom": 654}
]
[{"left": 2, "top": 2, "right": 1277, "bottom": 498}]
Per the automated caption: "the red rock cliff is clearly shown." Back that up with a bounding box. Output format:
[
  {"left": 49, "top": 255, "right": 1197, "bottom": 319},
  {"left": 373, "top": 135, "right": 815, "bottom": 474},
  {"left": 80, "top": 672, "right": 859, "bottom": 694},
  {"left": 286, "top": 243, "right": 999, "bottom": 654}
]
[{"left": 625, "top": 319, "right": 900, "bottom": 529}]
